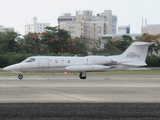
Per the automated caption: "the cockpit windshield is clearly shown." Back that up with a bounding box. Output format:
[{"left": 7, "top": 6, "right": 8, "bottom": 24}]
[{"left": 24, "top": 58, "right": 35, "bottom": 62}]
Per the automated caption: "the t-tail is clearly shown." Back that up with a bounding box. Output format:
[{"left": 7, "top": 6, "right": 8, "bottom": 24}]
[{"left": 110, "top": 42, "right": 151, "bottom": 66}]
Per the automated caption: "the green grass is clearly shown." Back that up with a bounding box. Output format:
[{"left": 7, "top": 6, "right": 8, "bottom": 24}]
[
  {"left": 94, "top": 70, "right": 160, "bottom": 75},
  {"left": 0, "top": 70, "right": 159, "bottom": 76}
]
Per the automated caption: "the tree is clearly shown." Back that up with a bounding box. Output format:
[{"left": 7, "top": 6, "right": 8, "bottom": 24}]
[
  {"left": 42, "top": 26, "right": 71, "bottom": 54},
  {"left": 139, "top": 33, "right": 160, "bottom": 56},
  {"left": 119, "top": 35, "right": 133, "bottom": 51},
  {"left": 69, "top": 37, "right": 89, "bottom": 56},
  {"left": 22, "top": 32, "right": 43, "bottom": 54},
  {"left": 0, "top": 31, "right": 20, "bottom": 53},
  {"left": 103, "top": 39, "right": 118, "bottom": 55}
]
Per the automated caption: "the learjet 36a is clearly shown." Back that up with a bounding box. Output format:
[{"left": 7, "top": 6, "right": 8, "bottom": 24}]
[{"left": 3, "top": 42, "right": 150, "bottom": 80}]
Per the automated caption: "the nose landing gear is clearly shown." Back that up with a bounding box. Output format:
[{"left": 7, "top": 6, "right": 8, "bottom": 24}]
[{"left": 18, "top": 74, "right": 23, "bottom": 80}]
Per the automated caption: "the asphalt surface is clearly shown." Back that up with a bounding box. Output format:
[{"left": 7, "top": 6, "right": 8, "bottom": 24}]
[
  {"left": 0, "top": 75, "right": 160, "bottom": 103},
  {"left": 0, "top": 75, "right": 160, "bottom": 119},
  {"left": 0, "top": 103, "right": 160, "bottom": 119}
]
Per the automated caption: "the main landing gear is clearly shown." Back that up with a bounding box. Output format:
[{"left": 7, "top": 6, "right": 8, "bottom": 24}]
[
  {"left": 18, "top": 74, "right": 23, "bottom": 80},
  {"left": 79, "top": 72, "right": 86, "bottom": 79}
]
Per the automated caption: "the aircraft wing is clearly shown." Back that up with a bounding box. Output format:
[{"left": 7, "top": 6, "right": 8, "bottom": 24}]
[
  {"left": 65, "top": 65, "right": 111, "bottom": 71},
  {"left": 121, "top": 61, "right": 147, "bottom": 66}
]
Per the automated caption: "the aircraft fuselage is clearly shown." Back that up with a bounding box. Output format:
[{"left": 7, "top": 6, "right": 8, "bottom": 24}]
[
  {"left": 4, "top": 56, "right": 113, "bottom": 72},
  {"left": 3, "top": 42, "right": 151, "bottom": 80}
]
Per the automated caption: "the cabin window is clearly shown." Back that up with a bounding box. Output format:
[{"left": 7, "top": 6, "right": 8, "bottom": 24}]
[
  {"left": 25, "top": 58, "right": 35, "bottom": 62},
  {"left": 68, "top": 60, "right": 70, "bottom": 63},
  {"left": 55, "top": 60, "right": 58, "bottom": 63},
  {"left": 49, "top": 59, "right": 52, "bottom": 64}
]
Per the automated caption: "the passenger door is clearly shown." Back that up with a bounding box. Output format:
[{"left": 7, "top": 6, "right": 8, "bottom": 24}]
[{"left": 38, "top": 58, "right": 48, "bottom": 67}]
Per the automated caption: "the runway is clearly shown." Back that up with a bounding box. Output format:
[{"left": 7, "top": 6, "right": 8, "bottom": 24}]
[
  {"left": 0, "top": 75, "right": 160, "bottom": 103},
  {"left": 0, "top": 75, "right": 160, "bottom": 119}
]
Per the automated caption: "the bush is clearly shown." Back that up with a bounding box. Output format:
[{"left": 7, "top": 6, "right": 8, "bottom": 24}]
[{"left": 146, "top": 55, "right": 160, "bottom": 67}]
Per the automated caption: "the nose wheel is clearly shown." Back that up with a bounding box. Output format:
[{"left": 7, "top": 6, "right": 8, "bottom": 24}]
[{"left": 18, "top": 74, "right": 23, "bottom": 80}]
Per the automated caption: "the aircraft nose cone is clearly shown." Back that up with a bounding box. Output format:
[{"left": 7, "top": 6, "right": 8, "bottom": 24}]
[
  {"left": 3, "top": 66, "right": 10, "bottom": 71},
  {"left": 3, "top": 64, "right": 18, "bottom": 71},
  {"left": 3, "top": 63, "right": 22, "bottom": 71}
]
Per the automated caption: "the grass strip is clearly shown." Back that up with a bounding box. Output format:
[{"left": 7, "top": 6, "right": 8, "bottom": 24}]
[{"left": 0, "top": 70, "right": 159, "bottom": 76}]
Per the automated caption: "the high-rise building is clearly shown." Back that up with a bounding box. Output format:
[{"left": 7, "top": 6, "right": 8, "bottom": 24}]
[
  {"left": 0, "top": 25, "right": 14, "bottom": 32},
  {"left": 25, "top": 17, "right": 50, "bottom": 34},
  {"left": 58, "top": 10, "right": 118, "bottom": 39},
  {"left": 57, "top": 13, "right": 75, "bottom": 25}
]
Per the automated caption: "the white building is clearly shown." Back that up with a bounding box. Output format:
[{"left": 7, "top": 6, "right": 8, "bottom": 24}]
[
  {"left": 25, "top": 17, "right": 50, "bottom": 34},
  {"left": 100, "top": 33, "right": 142, "bottom": 48},
  {"left": 118, "top": 25, "right": 130, "bottom": 34},
  {"left": 58, "top": 10, "right": 118, "bottom": 39},
  {"left": 142, "top": 24, "right": 160, "bottom": 35},
  {"left": 0, "top": 25, "right": 14, "bottom": 32},
  {"left": 102, "top": 33, "right": 142, "bottom": 41},
  {"left": 141, "top": 19, "right": 160, "bottom": 35},
  {"left": 57, "top": 13, "right": 76, "bottom": 25}
]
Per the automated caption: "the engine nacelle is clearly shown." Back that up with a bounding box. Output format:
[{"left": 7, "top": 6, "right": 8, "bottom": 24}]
[
  {"left": 65, "top": 65, "right": 111, "bottom": 72},
  {"left": 86, "top": 56, "right": 112, "bottom": 65}
]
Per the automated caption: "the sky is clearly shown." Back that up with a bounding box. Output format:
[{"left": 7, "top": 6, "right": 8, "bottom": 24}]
[{"left": 0, "top": 0, "right": 160, "bottom": 35}]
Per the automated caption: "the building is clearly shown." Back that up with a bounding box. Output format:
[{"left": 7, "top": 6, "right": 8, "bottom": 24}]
[
  {"left": 0, "top": 25, "right": 14, "bottom": 32},
  {"left": 60, "top": 21, "right": 82, "bottom": 38},
  {"left": 25, "top": 17, "right": 50, "bottom": 34},
  {"left": 102, "top": 33, "right": 142, "bottom": 41},
  {"left": 100, "top": 33, "right": 142, "bottom": 48},
  {"left": 58, "top": 10, "right": 118, "bottom": 39},
  {"left": 141, "top": 19, "right": 160, "bottom": 35},
  {"left": 57, "top": 13, "right": 76, "bottom": 25},
  {"left": 142, "top": 24, "right": 160, "bottom": 35},
  {"left": 118, "top": 25, "right": 130, "bottom": 34}
]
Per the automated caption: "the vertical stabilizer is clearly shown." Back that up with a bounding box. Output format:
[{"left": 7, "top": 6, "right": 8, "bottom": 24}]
[{"left": 119, "top": 42, "right": 150, "bottom": 61}]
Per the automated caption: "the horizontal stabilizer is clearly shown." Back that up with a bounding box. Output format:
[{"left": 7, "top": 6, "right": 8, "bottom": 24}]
[
  {"left": 121, "top": 61, "right": 147, "bottom": 66},
  {"left": 65, "top": 65, "right": 110, "bottom": 71},
  {"left": 134, "top": 42, "right": 150, "bottom": 46}
]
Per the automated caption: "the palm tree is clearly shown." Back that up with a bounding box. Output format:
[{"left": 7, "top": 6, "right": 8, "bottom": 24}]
[{"left": 138, "top": 33, "right": 160, "bottom": 56}]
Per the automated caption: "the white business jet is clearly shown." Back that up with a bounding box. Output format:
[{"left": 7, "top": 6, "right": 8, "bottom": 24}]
[{"left": 3, "top": 42, "right": 150, "bottom": 80}]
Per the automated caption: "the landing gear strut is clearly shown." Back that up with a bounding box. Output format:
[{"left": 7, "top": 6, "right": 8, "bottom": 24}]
[
  {"left": 18, "top": 74, "right": 23, "bottom": 80},
  {"left": 79, "top": 72, "right": 86, "bottom": 79}
]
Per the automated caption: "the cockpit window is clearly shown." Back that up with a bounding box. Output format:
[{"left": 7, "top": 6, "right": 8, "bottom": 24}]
[{"left": 25, "top": 58, "right": 35, "bottom": 62}]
